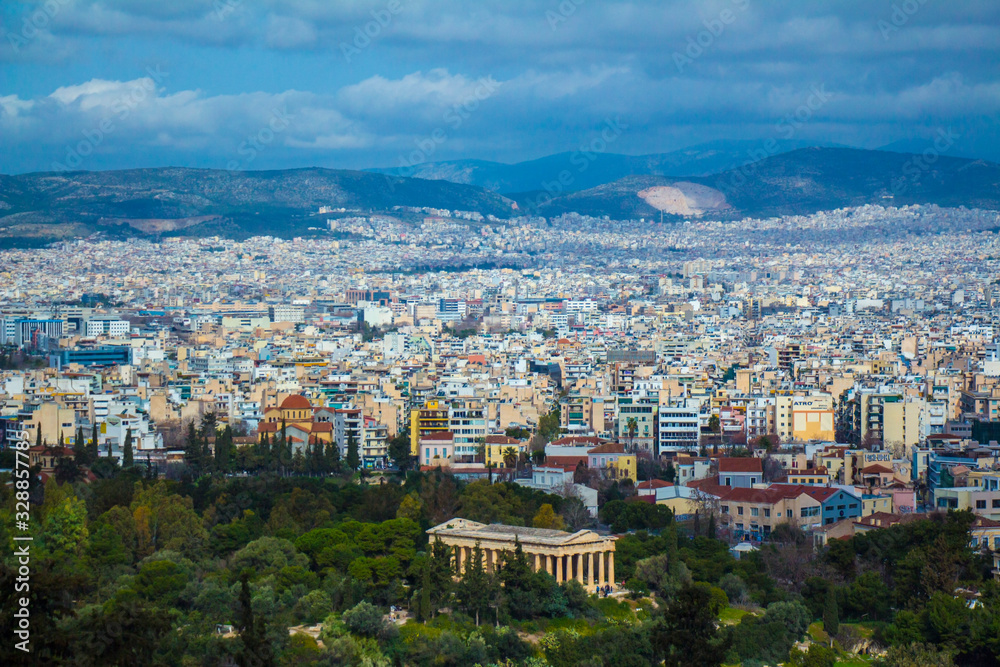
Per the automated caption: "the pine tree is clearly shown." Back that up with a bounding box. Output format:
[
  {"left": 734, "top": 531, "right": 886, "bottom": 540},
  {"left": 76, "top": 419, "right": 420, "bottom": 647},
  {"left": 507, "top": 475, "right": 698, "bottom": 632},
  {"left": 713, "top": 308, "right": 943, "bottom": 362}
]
[
  {"left": 346, "top": 432, "right": 360, "bottom": 472},
  {"left": 823, "top": 587, "right": 840, "bottom": 638},
  {"left": 310, "top": 435, "right": 325, "bottom": 475},
  {"left": 707, "top": 513, "right": 717, "bottom": 539},
  {"left": 123, "top": 428, "right": 134, "bottom": 468}
]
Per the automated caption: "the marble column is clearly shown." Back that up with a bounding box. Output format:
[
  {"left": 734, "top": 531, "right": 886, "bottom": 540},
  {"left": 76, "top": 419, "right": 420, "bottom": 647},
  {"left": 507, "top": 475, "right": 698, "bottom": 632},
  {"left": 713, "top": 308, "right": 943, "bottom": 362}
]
[
  {"left": 575, "top": 552, "right": 584, "bottom": 585},
  {"left": 598, "top": 550, "right": 605, "bottom": 586},
  {"left": 555, "top": 554, "right": 563, "bottom": 582},
  {"left": 455, "top": 545, "right": 464, "bottom": 574},
  {"left": 546, "top": 554, "right": 553, "bottom": 576},
  {"left": 588, "top": 551, "right": 595, "bottom": 586},
  {"left": 608, "top": 551, "right": 615, "bottom": 587}
]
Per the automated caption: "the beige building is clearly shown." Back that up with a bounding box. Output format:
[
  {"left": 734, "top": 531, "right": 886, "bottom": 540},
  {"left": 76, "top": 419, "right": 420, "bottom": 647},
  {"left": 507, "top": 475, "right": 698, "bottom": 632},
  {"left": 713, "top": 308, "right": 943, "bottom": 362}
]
[
  {"left": 26, "top": 401, "right": 77, "bottom": 445},
  {"left": 775, "top": 394, "right": 835, "bottom": 443},
  {"left": 427, "top": 518, "right": 617, "bottom": 587}
]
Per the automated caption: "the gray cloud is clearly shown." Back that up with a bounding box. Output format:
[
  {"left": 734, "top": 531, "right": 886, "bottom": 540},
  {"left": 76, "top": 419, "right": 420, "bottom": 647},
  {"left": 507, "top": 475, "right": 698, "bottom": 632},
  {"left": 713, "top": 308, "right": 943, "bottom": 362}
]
[{"left": 1, "top": 0, "right": 999, "bottom": 172}]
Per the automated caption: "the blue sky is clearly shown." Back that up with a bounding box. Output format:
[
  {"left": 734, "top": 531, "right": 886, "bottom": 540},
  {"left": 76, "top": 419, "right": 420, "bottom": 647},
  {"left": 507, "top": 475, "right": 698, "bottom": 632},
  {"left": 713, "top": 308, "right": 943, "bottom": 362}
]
[{"left": 1, "top": 0, "right": 999, "bottom": 174}]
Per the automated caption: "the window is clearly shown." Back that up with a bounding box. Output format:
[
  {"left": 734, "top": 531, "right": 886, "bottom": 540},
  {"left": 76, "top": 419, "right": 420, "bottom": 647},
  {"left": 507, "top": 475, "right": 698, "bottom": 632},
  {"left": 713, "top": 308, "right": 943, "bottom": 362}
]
[
  {"left": 787, "top": 510, "right": 792, "bottom": 518},
  {"left": 737, "top": 507, "right": 744, "bottom": 515},
  {"left": 993, "top": 499, "right": 1000, "bottom": 508},
  {"left": 721, "top": 505, "right": 729, "bottom": 514},
  {"left": 976, "top": 500, "right": 987, "bottom": 509},
  {"left": 800, "top": 506, "right": 820, "bottom": 518},
  {"left": 764, "top": 509, "right": 771, "bottom": 518},
  {"left": 751, "top": 507, "right": 759, "bottom": 517},
  {"left": 725, "top": 477, "right": 732, "bottom": 486}
]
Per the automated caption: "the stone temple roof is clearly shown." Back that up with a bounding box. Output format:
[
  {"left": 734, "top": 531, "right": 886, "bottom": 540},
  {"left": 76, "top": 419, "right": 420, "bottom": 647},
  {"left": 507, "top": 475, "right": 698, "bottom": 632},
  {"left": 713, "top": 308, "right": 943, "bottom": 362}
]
[{"left": 427, "top": 518, "right": 614, "bottom": 547}]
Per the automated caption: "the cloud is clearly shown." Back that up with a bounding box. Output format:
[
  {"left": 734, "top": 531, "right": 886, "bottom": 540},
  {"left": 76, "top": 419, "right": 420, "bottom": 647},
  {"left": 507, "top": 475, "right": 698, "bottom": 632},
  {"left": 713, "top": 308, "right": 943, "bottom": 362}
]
[{"left": 2, "top": 1, "right": 1000, "bottom": 171}]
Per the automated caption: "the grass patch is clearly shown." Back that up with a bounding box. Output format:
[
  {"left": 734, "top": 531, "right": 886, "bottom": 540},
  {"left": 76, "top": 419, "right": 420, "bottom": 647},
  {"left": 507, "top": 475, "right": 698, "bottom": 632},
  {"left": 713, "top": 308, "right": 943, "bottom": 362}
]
[
  {"left": 808, "top": 621, "right": 828, "bottom": 642},
  {"left": 719, "top": 606, "right": 751, "bottom": 624}
]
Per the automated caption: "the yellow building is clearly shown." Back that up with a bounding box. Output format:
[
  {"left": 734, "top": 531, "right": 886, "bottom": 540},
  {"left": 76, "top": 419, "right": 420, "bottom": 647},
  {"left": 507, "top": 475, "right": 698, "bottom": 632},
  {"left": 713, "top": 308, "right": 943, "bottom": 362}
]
[
  {"left": 410, "top": 400, "right": 449, "bottom": 456},
  {"left": 484, "top": 435, "right": 527, "bottom": 467},
  {"left": 861, "top": 494, "right": 894, "bottom": 516},
  {"left": 587, "top": 443, "right": 636, "bottom": 482}
]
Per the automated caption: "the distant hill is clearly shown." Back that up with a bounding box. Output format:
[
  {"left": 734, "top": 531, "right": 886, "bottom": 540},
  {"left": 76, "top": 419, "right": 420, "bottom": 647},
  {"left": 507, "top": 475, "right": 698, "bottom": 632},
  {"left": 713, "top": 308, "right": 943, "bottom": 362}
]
[
  {"left": 2, "top": 148, "right": 999, "bottom": 248},
  {"left": 515, "top": 148, "right": 1000, "bottom": 219},
  {"left": 368, "top": 140, "right": 838, "bottom": 194},
  {"left": 0, "top": 167, "right": 517, "bottom": 247}
]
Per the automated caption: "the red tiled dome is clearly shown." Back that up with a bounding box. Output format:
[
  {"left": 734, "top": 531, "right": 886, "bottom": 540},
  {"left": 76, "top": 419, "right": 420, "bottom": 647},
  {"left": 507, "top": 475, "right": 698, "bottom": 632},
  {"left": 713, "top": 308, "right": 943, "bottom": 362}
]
[{"left": 280, "top": 394, "right": 311, "bottom": 410}]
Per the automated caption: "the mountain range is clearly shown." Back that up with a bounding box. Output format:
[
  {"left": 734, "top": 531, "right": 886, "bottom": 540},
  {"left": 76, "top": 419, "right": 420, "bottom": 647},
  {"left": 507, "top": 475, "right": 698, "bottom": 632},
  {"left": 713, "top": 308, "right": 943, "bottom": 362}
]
[{"left": 1, "top": 147, "right": 999, "bottom": 248}]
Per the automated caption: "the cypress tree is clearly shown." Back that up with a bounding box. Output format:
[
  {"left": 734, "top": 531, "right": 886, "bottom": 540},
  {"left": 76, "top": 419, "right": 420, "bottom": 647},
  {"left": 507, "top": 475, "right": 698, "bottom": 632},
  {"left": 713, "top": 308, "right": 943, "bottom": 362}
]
[
  {"left": 73, "top": 426, "right": 90, "bottom": 467},
  {"left": 707, "top": 513, "right": 717, "bottom": 540},
  {"left": 90, "top": 423, "right": 99, "bottom": 460},
  {"left": 123, "top": 428, "right": 134, "bottom": 467},
  {"left": 324, "top": 439, "right": 340, "bottom": 473},
  {"left": 237, "top": 572, "right": 273, "bottom": 667},
  {"left": 184, "top": 421, "right": 201, "bottom": 471},
  {"left": 346, "top": 432, "right": 360, "bottom": 472},
  {"left": 823, "top": 587, "right": 840, "bottom": 638}
]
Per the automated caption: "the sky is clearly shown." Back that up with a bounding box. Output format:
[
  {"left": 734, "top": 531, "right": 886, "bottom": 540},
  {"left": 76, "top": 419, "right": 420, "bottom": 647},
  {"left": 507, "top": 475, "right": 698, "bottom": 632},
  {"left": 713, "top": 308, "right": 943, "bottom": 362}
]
[{"left": 1, "top": 0, "right": 999, "bottom": 174}]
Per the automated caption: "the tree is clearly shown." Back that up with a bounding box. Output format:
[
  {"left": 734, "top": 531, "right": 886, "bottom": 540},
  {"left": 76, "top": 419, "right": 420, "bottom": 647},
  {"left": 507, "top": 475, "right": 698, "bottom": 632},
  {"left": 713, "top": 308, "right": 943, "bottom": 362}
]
[
  {"left": 652, "top": 583, "right": 729, "bottom": 666},
  {"left": 532, "top": 503, "right": 566, "bottom": 530},
  {"left": 456, "top": 541, "right": 495, "bottom": 626},
  {"left": 236, "top": 571, "right": 273, "bottom": 667},
  {"left": 626, "top": 417, "right": 639, "bottom": 451},
  {"left": 346, "top": 432, "right": 360, "bottom": 472},
  {"left": 341, "top": 601, "right": 387, "bottom": 638},
  {"left": 184, "top": 421, "right": 201, "bottom": 471},
  {"left": 387, "top": 431, "right": 412, "bottom": 471},
  {"left": 707, "top": 414, "right": 720, "bottom": 435},
  {"left": 72, "top": 426, "right": 90, "bottom": 468},
  {"left": 122, "top": 428, "right": 134, "bottom": 468},
  {"left": 324, "top": 439, "right": 341, "bottom": 473},
  {"left": 502, "top": 446, "right": 518, "bottom": 471},
  {"left": 90, "top": 423, "right": 100, "bottom": 461},
  {"left": 823, "top": 586, "right": 840, "bottom": 637}
]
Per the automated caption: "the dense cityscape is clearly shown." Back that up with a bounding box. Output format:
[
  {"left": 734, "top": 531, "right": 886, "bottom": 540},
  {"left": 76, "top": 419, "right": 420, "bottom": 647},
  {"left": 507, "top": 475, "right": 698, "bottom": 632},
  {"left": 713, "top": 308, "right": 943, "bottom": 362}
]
[
  {"left": 5, "top": 0, "right": 1000, "bottom": 665},
  {"left": 0, "top": 200, "right": 998, "bottom": 665}
]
